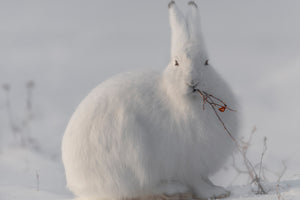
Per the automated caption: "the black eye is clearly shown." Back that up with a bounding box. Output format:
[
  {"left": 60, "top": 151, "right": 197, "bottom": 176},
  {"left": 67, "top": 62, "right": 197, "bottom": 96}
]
[
  {"left": 174, "top": 60, "right": 179, "bottom": 66},
  {"left": 205, "top": 59, "right": 209, "bottom": 66}
]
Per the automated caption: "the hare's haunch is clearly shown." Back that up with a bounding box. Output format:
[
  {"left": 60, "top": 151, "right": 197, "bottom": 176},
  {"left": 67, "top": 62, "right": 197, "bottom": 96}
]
[{"left": 62, "top": 1, "right": 239, "bottom": 200}]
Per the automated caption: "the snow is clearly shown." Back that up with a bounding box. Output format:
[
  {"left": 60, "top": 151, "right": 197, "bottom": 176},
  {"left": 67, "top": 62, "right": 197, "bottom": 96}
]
[
  {"left": 228, "top": 179, "right": 300, "bottom": 200},
  {"left": 0, "top": 186, "right": 70, "bottom": 200},
  {"left": 0, "top": 0, "right": 300, "bottom": 199}
]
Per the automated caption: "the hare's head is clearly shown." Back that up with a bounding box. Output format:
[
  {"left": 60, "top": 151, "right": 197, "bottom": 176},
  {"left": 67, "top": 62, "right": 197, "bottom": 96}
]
[{"left": 164, "top": 1, "right": 210, "bottom": 96}]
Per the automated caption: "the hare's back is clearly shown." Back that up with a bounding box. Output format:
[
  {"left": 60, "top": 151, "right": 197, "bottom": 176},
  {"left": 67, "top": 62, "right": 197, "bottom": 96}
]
[
  {"left": 63, "top": 70, "right": 161, "bottom": 142},
  {"left": 87, "top": 70, "right": 161, "bottom": 113}
]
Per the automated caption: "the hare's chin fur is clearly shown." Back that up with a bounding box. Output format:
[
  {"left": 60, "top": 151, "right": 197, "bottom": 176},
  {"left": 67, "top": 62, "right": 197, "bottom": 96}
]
[{"left": 186, "top": 89, "right": 199, "bottom": 98}]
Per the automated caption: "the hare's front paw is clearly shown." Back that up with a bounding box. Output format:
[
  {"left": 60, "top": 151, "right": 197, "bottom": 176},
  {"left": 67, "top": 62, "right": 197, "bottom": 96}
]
[
  {"left": 156, "top": 181, "right": 190, "bottom": 196},
  {"left": 192, "top": 179, "right": 230, "bottom": 200},
  {"left": 193, "top": 186, "right": 230, "bottom": 200}
]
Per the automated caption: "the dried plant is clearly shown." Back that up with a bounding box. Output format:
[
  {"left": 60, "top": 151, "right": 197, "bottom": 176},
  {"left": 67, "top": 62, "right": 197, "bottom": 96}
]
[
  {"left": 276, "top": 161, "right": 287, "bottom": 200},
  {"left": 196, "top": 89, "right": 267, "bottom": 194},
  {"left": 36, "top": 170, "right": 40, "bottom": 192},
  {"left": 2, "top": 81, "right": 40, "bottom": 151}
]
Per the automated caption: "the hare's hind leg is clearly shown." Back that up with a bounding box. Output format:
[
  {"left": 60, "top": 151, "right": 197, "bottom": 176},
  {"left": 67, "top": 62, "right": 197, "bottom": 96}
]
[
  {"left": 123, "top": 182, "right": 191, "bottom": 200},
  {"left": 154, "top": 181, "right": 192, "bottom": 200},
  {"left": 123, "top": 183, "right": 191, "bottom": 200},
  {"left": 125, "top": 193, "right": 191, "bottom": 200},
  {"left": 191, "top": 178, "right": 230, "bottom": 200}
]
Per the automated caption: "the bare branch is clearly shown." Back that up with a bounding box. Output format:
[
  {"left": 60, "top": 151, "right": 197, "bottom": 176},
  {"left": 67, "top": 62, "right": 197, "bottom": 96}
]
[
  {"left": 196, "top": 89, "right": 267, "bottom": 194},
  {"left": 258, "top": 137, "right": 268, "bottom": 180}
]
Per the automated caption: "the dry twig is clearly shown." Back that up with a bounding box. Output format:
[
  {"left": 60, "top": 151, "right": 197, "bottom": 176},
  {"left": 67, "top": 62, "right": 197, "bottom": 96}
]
[
  {"left": 276, "top": 161, "right": 287, "bottom": 200},
  {"left": 196, "top": 89, "right": 267, "bottom": 194},
  {"left": 36, "top": 170, "right": 40, "bottom": 192},
  {"left": 2, "top": 81, "right": 40, "bottom": 151}
]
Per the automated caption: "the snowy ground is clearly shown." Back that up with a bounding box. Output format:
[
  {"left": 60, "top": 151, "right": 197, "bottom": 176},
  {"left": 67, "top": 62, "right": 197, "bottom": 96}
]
[{"left": 0, "top": 0, "right": 300, "bottom": 199}]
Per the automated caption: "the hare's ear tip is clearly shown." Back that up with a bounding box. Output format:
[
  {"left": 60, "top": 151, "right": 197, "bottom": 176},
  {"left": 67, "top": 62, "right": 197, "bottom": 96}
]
[
  {"left": 188, "top": 1, "right": 198, "bottom": 8},
  {"left": 168, "top": 0, "right": 175, "bottom": 9}
]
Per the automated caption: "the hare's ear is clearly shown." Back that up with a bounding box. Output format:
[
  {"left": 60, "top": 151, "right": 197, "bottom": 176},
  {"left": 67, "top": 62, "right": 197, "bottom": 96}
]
[
  {"left": 187, "top": 1, "right": 206, "bottom": 48},
  {"left": 168, "top": 1, "right": 189, "bottom": 57}
]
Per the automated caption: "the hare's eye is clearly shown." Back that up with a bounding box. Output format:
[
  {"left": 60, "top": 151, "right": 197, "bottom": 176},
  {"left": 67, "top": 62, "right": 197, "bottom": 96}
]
[
  {"left": 174, "top": 60, "right": 179, "bottom": 66},
  {"left": 205, "top": 60, "right": 209, "bottom": 66}
]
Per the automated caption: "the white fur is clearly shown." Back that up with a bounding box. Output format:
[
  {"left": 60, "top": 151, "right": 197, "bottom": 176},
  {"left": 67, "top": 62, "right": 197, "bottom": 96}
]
[{"left": 62, "top": 2, "right": 239, "bottom": 200}]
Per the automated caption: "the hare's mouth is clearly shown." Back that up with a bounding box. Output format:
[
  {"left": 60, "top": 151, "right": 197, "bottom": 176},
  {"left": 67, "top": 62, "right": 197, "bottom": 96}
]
[{"left": 186, "top": 83, "right": 199, "bottom": 94}]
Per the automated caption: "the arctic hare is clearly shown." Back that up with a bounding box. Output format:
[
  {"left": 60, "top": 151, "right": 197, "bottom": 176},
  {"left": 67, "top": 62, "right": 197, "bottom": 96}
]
[{"left": 62, "top": 1, "right": 239, "bottom": 200}]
